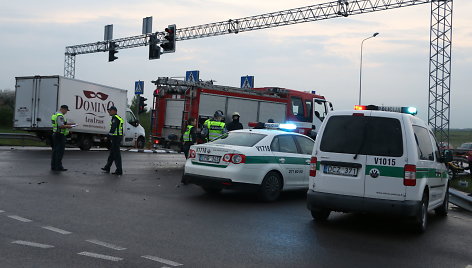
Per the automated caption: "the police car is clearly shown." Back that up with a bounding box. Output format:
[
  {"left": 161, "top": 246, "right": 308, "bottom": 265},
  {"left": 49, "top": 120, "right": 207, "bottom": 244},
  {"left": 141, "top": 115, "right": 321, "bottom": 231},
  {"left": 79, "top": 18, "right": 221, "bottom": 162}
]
[
  {"left": 307, "top": 105, "right": 451, "bottom": 232},
  {"left": 182, "top": 124, "right": 315, "bottom": 201}
]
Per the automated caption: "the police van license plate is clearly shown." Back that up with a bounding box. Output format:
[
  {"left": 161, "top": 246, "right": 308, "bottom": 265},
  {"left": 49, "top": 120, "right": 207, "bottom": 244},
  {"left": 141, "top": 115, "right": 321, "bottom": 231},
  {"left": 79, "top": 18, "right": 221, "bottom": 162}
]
[
  {"left": 323, "top": 165, "right": 358, "bottom": 177},
  {"left": 199, "top": 155, "right": 221, "bottom": 163}
]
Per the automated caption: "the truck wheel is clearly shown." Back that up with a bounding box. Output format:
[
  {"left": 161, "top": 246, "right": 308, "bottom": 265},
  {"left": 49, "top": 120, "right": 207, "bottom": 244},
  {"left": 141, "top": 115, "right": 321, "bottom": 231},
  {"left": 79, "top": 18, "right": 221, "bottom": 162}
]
[
  {"left": 137, "top": 136, "right": 145, "bottom": 149},
  {"left": 311, "top": 209, "right": 331, "bottom": 222},
  {"left": 435, "top": 185, "right": 449, "bottom": 217},
  {"left": 258, "top": 171, "right": 282, "bottom": 202},
  {"left": 415, "top": 192, "right": 429, "bottom": 233},
  {"left": 79, "top": 137, "right": 92, "bottom": 151}
]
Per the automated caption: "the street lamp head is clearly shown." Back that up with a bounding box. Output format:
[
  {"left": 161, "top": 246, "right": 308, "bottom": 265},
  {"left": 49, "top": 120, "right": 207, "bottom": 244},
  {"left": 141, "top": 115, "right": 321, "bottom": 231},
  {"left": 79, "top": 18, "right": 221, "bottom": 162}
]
[{"left": 373, "top": 32, "right": 379, "bottom": 37}]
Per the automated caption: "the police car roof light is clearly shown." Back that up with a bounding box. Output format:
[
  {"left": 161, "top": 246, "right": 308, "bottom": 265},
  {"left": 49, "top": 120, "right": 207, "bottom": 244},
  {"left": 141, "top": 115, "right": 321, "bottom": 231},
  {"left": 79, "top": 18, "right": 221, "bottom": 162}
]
[
  {"left": 353, "top": 105, "right": 418, "bottom": 115},
  {"left": 247, "top": 122, "right": 297, "bottom": 131},
  {"left": 279, "top": 123, "right": 297, "bottom": 130}
]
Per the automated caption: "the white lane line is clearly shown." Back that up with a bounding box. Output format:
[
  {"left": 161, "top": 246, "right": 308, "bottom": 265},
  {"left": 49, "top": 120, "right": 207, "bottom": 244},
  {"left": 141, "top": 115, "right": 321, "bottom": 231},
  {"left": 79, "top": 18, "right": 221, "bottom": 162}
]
[
  {"left": 142, "top": 255, "right": 183, "bottom": 266},
  {"left": 77, "top": 252, "right": 123, "bottom": 262},
  {"left": 0, "top": 210, "right": 5, "bottom": 213},
  {"left": 42, "top": 226, "right": 72, "bottom": 235},
  {"left": 12, "top": 240, "right": 54, "bottom": 249},
  {"left": 7, "top": 215, "right": 32, "bottom": 222},
  {"left": 465, "top": 265, "right": 472, "bottom": 268},
  {"left": 85, "top": 239, "right": 126, "bottom": 250}
]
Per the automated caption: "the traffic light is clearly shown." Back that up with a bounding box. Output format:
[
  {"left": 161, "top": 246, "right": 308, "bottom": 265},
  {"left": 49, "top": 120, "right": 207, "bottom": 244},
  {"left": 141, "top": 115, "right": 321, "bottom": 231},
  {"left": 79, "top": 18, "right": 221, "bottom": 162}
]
[
  {"left": 160, "top": 24, "right": 176, "bottom": 53},
  {"left": 108, "top": 42, "right": 118, "bottom": 62},
  {"left": 149, "top": 33, "right": 161, "bottom": 60},
  {"left": 139, "top": 96, "right": 147, "bottom": 114}
]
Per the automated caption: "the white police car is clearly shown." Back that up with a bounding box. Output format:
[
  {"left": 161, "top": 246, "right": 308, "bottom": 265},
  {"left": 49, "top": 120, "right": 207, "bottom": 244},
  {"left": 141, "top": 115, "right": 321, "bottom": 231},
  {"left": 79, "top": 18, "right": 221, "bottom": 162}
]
[
  {"left": 307, "top": 105, "right": 451, "bottom": 232},
  {"left": 182, "top": 125, "right": 315, "bottom": 201}
]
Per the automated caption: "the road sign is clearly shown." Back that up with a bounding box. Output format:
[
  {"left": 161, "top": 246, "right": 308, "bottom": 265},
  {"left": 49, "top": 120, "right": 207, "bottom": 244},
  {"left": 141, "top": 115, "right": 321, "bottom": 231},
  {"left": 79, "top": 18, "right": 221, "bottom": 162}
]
[
  {"left": 241, "top": 76, "right": 254, "bottom": 88},
  {"left": 135, "top": 81, "right": 144, "bottom": 95},
  {"left": 185, "top": 70, "right": 200, "bottom": 82}
]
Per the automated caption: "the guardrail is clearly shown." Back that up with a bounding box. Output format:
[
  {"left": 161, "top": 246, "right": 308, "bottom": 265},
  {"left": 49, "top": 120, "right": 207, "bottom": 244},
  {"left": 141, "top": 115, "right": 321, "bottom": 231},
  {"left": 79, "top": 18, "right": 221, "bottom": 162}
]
[
  {"left": 0, "top": 133, "right": 41, "bottom": 141},
  {"left": 449, "top": 188, "right": 472, "bottom": 212}
]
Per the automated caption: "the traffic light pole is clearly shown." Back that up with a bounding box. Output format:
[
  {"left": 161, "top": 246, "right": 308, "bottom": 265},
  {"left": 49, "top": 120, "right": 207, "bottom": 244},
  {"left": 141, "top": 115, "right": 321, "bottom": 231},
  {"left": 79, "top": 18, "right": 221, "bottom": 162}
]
[{"left": 136, "top": 94, "right": 140, "bottom": 121}]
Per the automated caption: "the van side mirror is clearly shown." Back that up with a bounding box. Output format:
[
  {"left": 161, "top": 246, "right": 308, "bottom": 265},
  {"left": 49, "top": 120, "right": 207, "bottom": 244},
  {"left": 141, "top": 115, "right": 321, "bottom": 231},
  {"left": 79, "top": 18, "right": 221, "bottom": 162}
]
[{"left": 440, "top": 150, "right": 453, "bottom": 163}]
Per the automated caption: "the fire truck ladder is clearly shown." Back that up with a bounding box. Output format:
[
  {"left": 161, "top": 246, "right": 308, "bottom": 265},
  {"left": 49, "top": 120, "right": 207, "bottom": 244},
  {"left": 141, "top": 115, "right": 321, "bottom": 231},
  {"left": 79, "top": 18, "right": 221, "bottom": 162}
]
[{"left": 64, "top": 0, "right": 453, "bottom": 143}]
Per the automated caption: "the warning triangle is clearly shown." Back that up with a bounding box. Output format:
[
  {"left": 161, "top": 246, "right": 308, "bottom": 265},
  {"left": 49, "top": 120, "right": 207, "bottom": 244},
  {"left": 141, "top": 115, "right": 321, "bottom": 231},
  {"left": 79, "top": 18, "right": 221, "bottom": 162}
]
[
  {"left": 242, "top": 78, "right": 251, "bottom": 88},
  {"left": 188, "top": 72, "right": 195, "bottom": 82}
]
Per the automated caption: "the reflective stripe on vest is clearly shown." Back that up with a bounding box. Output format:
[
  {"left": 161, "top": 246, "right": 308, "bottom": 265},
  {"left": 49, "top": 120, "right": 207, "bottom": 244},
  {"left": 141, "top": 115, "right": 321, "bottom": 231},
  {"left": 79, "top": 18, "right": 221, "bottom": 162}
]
[
  {"left": 51, "top": 112, "right": 69, "bottom": 135},
  {"left": 111, "top": 115, "right": 124, "bottom": 136},
  {"left": 183, "top": 125, "right": 194, "bottom": 142},
  {"left": 207, "top": 120, "right": 225, "bottom": 141}
]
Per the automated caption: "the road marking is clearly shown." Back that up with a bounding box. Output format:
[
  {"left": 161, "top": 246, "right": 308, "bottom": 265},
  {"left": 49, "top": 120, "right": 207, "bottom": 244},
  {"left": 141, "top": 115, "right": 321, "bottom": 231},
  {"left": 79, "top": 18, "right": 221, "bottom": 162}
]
[
  {"left": 465, "top": 265, "right": 472, "bottom": 268},
  {"left": 42, "top": 226, "right": 72, "bottom": 235},
  {"left": 142, "top": 255, "right": 183, "bottom": 266},
  {"left": 77, "top": 252, "right": 123, "bottom": 262},
  {"left": 7, "top": 215, "right": 32, "bottom": 222},
  {"left": 0, "top": 210, "right": 5, "bottom": 213},
  {"left": 12, "top": 240, "right": 54, "bottom": 248},
  {"left": 86, "top": 239, "right": 126, "bottom": 250}
]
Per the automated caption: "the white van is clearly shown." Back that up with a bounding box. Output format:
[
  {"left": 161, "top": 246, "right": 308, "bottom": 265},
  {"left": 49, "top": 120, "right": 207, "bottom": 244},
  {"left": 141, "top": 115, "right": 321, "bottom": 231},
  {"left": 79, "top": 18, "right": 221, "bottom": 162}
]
[{"left": 307, "top": 105, "right": 451, "bottom": 232}]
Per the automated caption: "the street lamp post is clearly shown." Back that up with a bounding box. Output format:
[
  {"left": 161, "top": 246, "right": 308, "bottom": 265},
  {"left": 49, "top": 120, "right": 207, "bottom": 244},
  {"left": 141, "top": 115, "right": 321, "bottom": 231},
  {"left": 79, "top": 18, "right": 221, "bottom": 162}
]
[{"left": 359, "top": 32, "right": 379, "bottom": 105}]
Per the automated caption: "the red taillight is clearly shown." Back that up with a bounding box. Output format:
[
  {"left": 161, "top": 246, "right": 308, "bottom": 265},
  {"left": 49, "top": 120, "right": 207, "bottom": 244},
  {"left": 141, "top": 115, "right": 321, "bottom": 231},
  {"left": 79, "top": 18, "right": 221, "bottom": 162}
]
[
  {"left": 189, "top": 149, "right": 196, "bottom": 159},
  {"left": 404, "top": 164, "right": 416, "bottom": 186},
  {"left": 154, "top": 139, "right": 159, "bottom": 144},
  {"left": 222, "top": 154, "right": 246, "bottom": 164},
  {"left": 310, "top": 157, "right": 317, "bottom": 177}
]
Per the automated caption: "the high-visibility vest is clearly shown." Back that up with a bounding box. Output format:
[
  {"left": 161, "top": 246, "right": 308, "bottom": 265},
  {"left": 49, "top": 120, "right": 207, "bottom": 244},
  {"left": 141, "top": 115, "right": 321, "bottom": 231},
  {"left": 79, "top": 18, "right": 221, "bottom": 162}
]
[
  {"left": 205, "top": 120, "right": 225, "bottom": 141},
  {"left": 51, "top": 112, "right": 69, "bottom": 135},
  {"left": 183, "top": 125, "right": 194, "bottom": 142},
  {"left": 111, "top": 115, "right": 124, "bottom": 136}
]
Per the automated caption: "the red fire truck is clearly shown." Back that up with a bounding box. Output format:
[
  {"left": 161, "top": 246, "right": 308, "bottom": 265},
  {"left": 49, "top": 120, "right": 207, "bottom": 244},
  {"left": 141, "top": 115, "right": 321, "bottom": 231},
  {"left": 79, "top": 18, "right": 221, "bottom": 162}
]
[{"left": 150, "top": 77, "right": 332, "bottom": 147}]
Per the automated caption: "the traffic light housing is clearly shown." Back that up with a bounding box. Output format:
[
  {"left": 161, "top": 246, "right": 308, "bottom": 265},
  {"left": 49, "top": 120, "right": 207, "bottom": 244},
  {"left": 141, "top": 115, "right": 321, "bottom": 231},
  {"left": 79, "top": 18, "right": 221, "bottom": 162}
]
[
  {"left": 149, "top": 33, "right": 161, "bottom": 60},
  {"left": 160, "top": 24, "right": 176, "bottom": 53},
  {"left": 138, "top": 96, "right": 147, "bottom": 114},
  {"left": 108, "top": 42, "right": 118, "bottom": 62}
]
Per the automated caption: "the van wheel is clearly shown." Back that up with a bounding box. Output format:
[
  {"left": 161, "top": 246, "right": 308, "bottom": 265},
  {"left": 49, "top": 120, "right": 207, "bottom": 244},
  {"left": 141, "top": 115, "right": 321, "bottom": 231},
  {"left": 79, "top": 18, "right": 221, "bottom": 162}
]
[
  {"left": 311, "top": 209, "right": 331, "bottom": 222},
  {"left": 415, "top": 192, "right": 429, "bottom": 233},
  {"left": 259, "top": 171, "right": 282, "bottom": 202},
  {"left": 202, "top": 186, "right": 223, "bottom": 195},
  {"left": 435, "top": 185, "right": 449, "bottom": 217},
  {"left": 79, "top": 136, "right": 92, "bottom": 151},
  {"left": 137, "top": 136, "right": 145, "bottom": 149}
]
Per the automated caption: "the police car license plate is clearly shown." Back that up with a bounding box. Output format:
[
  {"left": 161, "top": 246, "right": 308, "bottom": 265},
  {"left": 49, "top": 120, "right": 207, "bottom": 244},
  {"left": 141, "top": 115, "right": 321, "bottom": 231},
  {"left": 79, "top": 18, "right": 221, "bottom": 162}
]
[
  {"left": 323, "top": 165, "right": 358, "bottom": 177},
  {"left": 199, "top": 154, "right": 221, "bottom": 163}
]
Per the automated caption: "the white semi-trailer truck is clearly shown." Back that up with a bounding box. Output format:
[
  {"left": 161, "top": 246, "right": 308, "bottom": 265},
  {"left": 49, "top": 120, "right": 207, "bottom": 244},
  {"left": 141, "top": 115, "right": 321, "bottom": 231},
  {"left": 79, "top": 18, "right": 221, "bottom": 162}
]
[{"left": 13, "top": 75, "right": 145, "bottom": 150}]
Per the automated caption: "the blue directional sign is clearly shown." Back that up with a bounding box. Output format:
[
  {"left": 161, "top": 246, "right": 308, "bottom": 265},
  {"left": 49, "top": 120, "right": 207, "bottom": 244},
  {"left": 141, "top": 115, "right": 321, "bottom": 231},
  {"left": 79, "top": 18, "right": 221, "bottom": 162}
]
[
  {"left": 135, "top": 80, "right": 144, "bottom": 95},
  {"left": 185, "top": 70, "right": 200, "bottom": 82},
  {"left": 241, "top": 76, "right": 254, "bottom": 88}
]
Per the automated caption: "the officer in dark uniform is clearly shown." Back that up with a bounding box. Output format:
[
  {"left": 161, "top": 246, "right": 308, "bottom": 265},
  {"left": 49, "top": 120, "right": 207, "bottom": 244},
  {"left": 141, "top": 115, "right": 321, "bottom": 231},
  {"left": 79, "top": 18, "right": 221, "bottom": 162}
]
[
  {"left": 51, "top": 105, "right": 73, "bottom": 171},
  {"left": 102, "top": 106, "right": 124, "bottom": 175}
]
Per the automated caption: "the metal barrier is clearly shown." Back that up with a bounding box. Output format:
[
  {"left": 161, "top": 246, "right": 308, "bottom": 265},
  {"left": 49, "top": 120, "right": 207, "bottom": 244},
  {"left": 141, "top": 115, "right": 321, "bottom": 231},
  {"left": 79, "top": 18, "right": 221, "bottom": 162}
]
[
  {"left": 449, "top": 188, "right": 472, "bottom": 212},
  {"left": 0, "top": 133, "right": 40, "bottom": 141}
]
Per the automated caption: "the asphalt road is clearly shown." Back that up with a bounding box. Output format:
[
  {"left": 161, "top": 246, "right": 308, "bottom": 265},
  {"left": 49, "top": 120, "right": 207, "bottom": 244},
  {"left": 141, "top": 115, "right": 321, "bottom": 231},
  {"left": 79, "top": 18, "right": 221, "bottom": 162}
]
[{"left": 0, "top": 147, "right": 471, "bottom": 268}]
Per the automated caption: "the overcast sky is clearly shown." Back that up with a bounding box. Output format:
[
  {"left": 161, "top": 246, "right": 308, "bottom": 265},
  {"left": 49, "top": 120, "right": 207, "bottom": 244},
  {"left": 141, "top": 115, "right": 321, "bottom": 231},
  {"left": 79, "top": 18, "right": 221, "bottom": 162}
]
[{"left": 1, "top": 0, "right": 471, "bottom": 128}]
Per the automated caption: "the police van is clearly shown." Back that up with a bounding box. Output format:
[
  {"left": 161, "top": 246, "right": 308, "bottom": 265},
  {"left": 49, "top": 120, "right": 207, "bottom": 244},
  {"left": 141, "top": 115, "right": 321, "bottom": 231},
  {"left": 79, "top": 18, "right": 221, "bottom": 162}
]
[{"left": 307, "top": 105, "right": 451, "bottom": 232}]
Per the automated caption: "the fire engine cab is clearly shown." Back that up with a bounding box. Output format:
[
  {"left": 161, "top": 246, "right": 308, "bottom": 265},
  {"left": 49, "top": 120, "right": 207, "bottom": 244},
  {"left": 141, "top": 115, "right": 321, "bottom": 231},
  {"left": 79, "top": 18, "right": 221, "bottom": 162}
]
[{"left": 150, "top": 77, "right": 332, "bottom": 147}]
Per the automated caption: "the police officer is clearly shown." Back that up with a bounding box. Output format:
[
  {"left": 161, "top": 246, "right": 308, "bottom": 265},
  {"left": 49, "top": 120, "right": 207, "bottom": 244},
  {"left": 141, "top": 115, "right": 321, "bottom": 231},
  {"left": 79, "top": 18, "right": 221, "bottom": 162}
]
[
  {"left": 202, "top": 110, "right": 226, "bottom": 142},
  {"left": 226, "top": 112, "right": 243, "bottom": 131},
  {"left": 51, "top": 105, "right": 73, "bottom": 171},
  {"left": 182, "top": 117, "right": 197, "bottom": 159},
  {"left": 102, "top": 106, "right": 124, "bottom": 175}
]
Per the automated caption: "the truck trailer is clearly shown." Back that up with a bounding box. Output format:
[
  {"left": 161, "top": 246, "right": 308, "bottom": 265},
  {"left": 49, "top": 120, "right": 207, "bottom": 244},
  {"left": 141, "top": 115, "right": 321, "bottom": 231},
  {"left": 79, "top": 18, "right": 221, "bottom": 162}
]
[
  {"left": 150, "top": 77, "right": 332, "bottom": 148},
  {"left": 13, "top": 75, "right": 145, "bottom": 150}
]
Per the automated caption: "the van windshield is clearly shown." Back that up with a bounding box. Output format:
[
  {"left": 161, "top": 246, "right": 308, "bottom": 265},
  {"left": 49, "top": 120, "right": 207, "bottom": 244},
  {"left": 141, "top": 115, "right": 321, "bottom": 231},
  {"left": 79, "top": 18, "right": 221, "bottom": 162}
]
[
  {"left": 210, "top": 132, "right": 266, "bottom": 147},
  {"left": 320, "top": 115, "right": 403, "bottom": 157}
]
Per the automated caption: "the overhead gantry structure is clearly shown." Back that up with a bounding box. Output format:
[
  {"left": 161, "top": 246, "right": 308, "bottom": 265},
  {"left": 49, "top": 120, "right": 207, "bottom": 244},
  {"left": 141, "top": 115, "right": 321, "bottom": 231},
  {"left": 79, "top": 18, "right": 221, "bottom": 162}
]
[{"left": 64, "top": 0, "right": 453, "bottom": 143}]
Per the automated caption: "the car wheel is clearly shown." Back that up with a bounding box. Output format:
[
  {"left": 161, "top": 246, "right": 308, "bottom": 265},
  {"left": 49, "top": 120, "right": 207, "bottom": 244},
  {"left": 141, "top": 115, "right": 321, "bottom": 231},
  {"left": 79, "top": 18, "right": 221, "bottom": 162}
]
[
  {"left": 310, "top": 209, "right": 331, "bottom": 222},
  {"left": 202, "top": 186, "right": 223, "bottom": 195},
  {"left": 435, "top": 185, "right": 449, "bottom": 217},
  {"left": 137, "top": 136, "right": 145, "bottom": 149},
  {"left": 259, "top": 171, "right": 282, "bottom": 202},
  {"left": 415, "top": 192, "right": 429, "bottom": 233}
]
